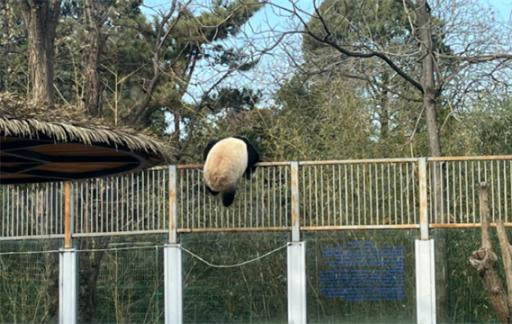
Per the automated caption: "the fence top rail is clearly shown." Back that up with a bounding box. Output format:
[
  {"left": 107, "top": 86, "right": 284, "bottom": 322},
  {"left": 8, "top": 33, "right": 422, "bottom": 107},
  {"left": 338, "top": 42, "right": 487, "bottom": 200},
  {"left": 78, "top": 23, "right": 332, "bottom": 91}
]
[
  {"left": 174, "top": 158, "right": 419, "bottom": 169},
  {"left": 427, "top": 155, "right": 512, "bottom": 162},
  {"left": 174, "top": 161, "right": 292, "bottom": 170},
  {"left": 150, "top": 155, "right": 512, "bottom": 171},
  {"left": 299, "top": 158, "right": 419, "bottom": 165},
  {"left": 154, "top": 159, "right": 419, "bottom": 171}
]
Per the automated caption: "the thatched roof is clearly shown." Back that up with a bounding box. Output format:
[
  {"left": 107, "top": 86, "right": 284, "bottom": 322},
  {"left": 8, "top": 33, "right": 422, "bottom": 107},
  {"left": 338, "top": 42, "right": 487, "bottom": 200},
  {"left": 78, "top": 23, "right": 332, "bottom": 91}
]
[
  {"left": 0, "top": 92, "right": 172, "bottom": 184},
  {"left": 0, "top": 92, "right": 171, "bottom": 158}
]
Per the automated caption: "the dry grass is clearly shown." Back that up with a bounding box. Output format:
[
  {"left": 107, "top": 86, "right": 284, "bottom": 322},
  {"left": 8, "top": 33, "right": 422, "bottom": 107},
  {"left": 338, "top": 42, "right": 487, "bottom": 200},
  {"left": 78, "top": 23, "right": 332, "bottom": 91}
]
[{"left": 0, "top": 92, "right": 172, "bottom": 162}]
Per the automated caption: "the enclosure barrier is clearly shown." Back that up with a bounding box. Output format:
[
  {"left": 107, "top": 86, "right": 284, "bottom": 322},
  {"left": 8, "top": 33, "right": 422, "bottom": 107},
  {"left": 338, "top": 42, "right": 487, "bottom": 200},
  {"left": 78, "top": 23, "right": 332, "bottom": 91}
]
[
  {"left": 3, "top": 156, "right": 512, "bottom": 323},
  {"left": 4, "top": 156, "right": 512, "bottom": 239}
]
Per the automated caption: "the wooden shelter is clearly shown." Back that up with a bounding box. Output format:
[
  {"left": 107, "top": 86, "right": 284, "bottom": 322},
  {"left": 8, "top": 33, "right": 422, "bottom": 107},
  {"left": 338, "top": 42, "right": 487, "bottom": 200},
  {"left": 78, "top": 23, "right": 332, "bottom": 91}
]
[{"left": 0, "top": 93, "right": 171, "bottom": 184}]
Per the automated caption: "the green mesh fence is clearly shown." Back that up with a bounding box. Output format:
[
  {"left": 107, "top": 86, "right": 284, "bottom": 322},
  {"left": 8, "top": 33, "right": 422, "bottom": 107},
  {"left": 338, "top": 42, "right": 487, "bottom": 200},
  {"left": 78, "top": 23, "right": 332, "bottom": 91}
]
[
  {"left": 0, "top": 229, "right": 507, "bottom": 323},
  {"left": 182, "top": 232, "right": 288, "bottom": 323},
  {"left": 0, "top": 240, "right": 60, "bottom": 323},
  {"left": 443, "top": 228, "right": 499, "bottom": 323},
  {"left": 85, "top": 236, "right": 165, "bottom": 324}
]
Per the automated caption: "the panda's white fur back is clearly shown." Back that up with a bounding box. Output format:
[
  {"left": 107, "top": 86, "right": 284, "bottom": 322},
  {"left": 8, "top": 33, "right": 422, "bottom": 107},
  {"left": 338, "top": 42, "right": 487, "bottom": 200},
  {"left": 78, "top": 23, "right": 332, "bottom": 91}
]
[{"left": 203, "top": 137, "right": 248, "bottom": 192}]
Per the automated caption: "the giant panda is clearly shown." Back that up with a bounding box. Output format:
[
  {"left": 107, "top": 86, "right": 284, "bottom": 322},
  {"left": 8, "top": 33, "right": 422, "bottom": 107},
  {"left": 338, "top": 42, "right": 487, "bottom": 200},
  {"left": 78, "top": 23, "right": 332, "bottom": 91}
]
[{"left": 203, "top": 136, "right": 260, "bottom": 207}]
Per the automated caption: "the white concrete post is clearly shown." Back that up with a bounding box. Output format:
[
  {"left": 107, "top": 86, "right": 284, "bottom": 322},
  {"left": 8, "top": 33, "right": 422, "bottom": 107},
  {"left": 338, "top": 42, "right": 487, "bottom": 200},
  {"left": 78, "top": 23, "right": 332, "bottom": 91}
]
[
  {"left": 59, "top": 248, "right": 78, "bottom": 324},
  {"left": 416, "top": 158, "right": 436, "bottom": 323},
  {"left": 287, "top": 241, "right": 306, "bottom": 324},
  {"left": 165, "top": 165, "right": 183, "bottom": 324},
  {"left": 164, "top": 244, "right": 183, "bottom": 324},
  {"left": 415, "top": 239, "right": 436, "bottom": 324}
]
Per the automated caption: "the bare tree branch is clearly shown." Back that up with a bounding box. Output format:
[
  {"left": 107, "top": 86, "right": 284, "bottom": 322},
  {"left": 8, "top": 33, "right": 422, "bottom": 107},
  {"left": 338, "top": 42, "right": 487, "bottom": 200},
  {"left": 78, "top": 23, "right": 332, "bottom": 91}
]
[
  {"left": 439, "top": 53, "right": 512, "bottom": 63},
  {"left": 269, "top": 1, "right": 425, "bottom": 93}
]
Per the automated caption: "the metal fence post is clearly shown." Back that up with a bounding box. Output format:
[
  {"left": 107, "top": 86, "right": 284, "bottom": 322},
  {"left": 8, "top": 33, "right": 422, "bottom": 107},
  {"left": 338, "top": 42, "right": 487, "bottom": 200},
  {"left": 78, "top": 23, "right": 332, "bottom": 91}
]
[
  {"left": 418, "top": 158, "right": 429, "bottom": 240},
  {"left": 168, "top": 166, "right": 178, "bottom": 244},
  {"left": 64, "top": 181, "right": 73, "bottom": 249},
  {"left": 288, "top": 162, "right": 306, "bottom": 324},
  {"left": 165, "top": 165, "right": 183, "bottom": 324},
  {"left": 59, "top": 181, "right": 77, "bottom": 324},
  {"left": 290, "top": 162, "right": 300, "bottom": 242},
  {"left": 416, "top": 158, "right": 436, "bottom": 324}
]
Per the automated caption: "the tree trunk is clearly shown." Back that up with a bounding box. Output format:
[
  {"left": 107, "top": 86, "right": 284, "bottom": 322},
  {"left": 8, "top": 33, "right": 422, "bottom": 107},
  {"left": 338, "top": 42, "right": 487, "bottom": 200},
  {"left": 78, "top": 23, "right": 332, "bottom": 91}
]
[
  {"left": 379, "top": 71, "right": 390, "bottom": 143},
  {"left": 496, "top": 220, "right": 512, "bottom": 312},
  {"left": 415, "top": 1, "right": 447, "bottom": 322},
  {"left": 470, "top": 183, "right": 510, "bottom": 323},
  {"left": 20, "top": 0, "right": 61, "bottom": 105},
  {"left": 128, "top": 76, "right": 160, "bottom": 127},
  {"left": 82, "top": 0, "right": 106, "bottom": 116},
  {"left": 417, "top": 1, "right": 441, "bottom": 157},
  {"left": 470, "top": 247, "right": 510, "bottom": 323},
  {"left": 79, "top": 238, "right": 108, "bottom": 323},
  {"left": 44, "top": 240, "right": 60, "bottom": 322},
  {"left": 19, "top": 2, "right": 61, "bottom": 321},
  {"left": 0, "top": 1, "right": 9, "bottom": 91},
  {"left": 172, "top": 112, "right": 182, "bottom": 161}
]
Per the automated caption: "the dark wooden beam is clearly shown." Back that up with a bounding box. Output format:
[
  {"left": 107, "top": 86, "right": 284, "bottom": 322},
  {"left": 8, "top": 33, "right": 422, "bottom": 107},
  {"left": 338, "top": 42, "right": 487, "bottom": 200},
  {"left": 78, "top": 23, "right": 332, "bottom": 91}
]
[
  {"left": 0, "top": 154, "right": 35, "bottom": 164},
  {"left": 23, "top": 163, "right": 140, "bottom": 180},
  {"left": 0, "top": 163, "right": 43, "bottom": 173},
  {"left": 0, "top": 139, "right": 53, "bottom": 151},
  {"left": 5, "top": 150, "right": 140, "bottom": 163}
]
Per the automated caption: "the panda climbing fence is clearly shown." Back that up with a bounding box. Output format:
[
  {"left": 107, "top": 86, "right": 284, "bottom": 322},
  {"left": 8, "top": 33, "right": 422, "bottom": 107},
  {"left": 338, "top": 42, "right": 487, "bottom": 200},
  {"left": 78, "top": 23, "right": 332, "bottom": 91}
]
[{"left": 2, "top": 156, "right": 512, "bottom": 240}]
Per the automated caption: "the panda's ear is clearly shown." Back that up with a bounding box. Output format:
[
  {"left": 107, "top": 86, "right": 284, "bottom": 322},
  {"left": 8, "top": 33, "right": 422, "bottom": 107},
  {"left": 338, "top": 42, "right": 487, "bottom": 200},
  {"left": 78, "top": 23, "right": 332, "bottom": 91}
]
[{"left": 203, "top": 139, "right": 219, "bottom": 162}]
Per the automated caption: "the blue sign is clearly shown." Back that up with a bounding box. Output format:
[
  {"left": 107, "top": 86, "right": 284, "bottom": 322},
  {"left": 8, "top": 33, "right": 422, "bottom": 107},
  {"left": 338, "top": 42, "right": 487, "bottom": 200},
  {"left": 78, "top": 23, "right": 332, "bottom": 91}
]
[{"left": 319, "top": 240, "right": 405, "bottom": 301}]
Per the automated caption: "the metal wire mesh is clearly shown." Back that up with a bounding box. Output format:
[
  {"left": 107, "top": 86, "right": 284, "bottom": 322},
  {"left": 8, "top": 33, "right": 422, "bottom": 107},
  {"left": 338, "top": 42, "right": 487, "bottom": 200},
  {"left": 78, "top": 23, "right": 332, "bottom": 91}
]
[
  {"left": 300, "top": 160, "right": 418, "bottom": 228},
  {"left": 94, "top": 243, "right": 164, "bottom": 323},
  {"left": 181, "top": 232, "right": 288, "bottom": 323},
  {"left": 0, "top": 240, "right": 60, "bottom": 322},
  {"left": 177, "top": 164, "right": 291, "bottom": 231}
]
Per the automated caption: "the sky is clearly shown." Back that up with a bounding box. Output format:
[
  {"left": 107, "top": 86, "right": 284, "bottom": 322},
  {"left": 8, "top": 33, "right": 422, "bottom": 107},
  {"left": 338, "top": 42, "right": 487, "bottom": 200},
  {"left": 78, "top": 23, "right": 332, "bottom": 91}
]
[
  {"left": 140, "top": 0, "right": 512, "bottom": 106},
  {"left": 491, "top": 0, "right": 512, "bottom": 20},
  {"left": 140, "top": 0, "right": 314, "bottom": 104}
]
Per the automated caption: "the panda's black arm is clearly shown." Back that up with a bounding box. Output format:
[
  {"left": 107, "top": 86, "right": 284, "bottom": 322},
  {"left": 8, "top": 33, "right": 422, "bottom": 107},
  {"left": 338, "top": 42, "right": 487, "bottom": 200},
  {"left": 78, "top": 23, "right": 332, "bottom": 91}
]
[
  {"left": 244, "top": 165, "right": 258, "bottom": 179},
  {"left": 247, "top": 143, "right": 260, "bottom": 166},
  {"left": 244, "top": 142, "right": 260, "bottom": 179},
  {"left": 203, "top": 139, "right": 219, "bottom": 162}
]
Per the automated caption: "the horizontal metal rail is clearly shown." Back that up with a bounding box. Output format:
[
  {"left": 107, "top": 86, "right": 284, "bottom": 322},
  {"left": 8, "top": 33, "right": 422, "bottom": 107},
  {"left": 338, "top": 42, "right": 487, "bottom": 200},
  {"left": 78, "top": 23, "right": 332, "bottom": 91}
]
[
  {"left": 301, "top": 224, "right": 420, "bottom": 231},
  {"left": 427, "top": 155, "right": 512, "bottom": 161},
  {"left": 2, "top": 155, "right": 512, "bottom": 240}
]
